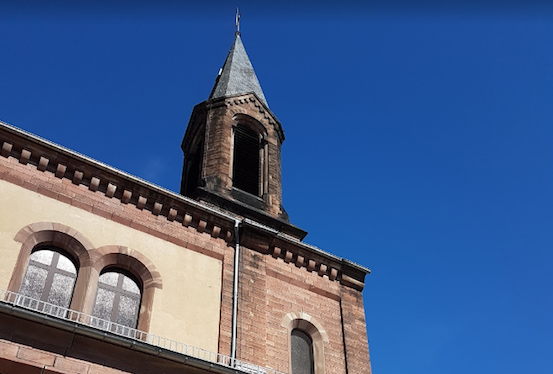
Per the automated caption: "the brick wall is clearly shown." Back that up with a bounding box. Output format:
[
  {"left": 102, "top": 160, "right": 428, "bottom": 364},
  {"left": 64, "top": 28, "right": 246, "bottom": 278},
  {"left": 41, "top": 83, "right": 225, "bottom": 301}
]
[
  {"left": 187, "top": 94, "right": 287, "bottom": 219},
  {"left": 233, "top": 245, "right": 371, "bottom": 374}
]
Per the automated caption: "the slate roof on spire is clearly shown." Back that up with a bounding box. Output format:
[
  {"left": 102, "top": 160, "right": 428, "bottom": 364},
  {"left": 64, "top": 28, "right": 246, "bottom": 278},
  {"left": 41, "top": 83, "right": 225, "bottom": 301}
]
[{"left": 209, "top": 34, "right": 268, "bottom": 106}]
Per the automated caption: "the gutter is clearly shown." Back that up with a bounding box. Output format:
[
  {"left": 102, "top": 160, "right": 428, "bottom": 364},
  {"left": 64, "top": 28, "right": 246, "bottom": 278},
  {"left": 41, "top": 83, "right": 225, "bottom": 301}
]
[
  {"left": 230, "top": 219, "right": 241, "bottom": 363},
  {"left": 0, "top": 302, "right": 244, "bottom": 374}
]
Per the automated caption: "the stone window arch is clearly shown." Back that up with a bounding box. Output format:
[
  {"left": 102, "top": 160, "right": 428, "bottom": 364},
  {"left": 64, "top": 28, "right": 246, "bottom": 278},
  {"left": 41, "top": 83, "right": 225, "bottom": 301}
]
[
  {"left": 92, "top": 269, "right": 142, "bottom": 331},
  {"left": 282, "top": 312, "right": 329, "bottom": 374},
  {"left": 18, "top": 247, "right": 78, "bottom": 314},
  {"left": 231, "top": 113, "right": 268, "bottom": 197},
  {"left": 88, "top": 246, "right": 162, "bottom": 332},
  {"left": 10, "top": 223, "right": 162, "bottom": 334},
  {"left": 10, "top": 222, "right": 94, "bottom": 312}
]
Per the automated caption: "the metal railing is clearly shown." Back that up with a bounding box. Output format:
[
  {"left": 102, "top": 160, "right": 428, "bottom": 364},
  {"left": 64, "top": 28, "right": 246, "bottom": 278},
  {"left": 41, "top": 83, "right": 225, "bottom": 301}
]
[{"left": 0, "top": 289, "right": 284, "bottom": 374}]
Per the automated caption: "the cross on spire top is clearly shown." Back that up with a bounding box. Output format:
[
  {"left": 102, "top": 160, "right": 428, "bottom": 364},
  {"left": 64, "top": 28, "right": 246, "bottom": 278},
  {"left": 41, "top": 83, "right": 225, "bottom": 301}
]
[{"left": 235, "top": 8, "right": 241, "bottom": 36}]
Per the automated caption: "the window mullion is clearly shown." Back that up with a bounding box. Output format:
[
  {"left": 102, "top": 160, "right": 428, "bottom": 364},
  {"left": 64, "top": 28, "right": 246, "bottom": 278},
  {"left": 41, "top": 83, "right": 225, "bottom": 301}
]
[
  {"left": 40, "top": 252, "right": 59, "bottom": 302},
  {"left": 110, "top": 274, "right": 125, "bottom": 324}
]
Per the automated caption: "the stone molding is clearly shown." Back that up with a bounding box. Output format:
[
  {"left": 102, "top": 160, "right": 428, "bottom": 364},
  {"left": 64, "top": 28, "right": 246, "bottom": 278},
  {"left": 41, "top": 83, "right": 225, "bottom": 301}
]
[
  {"left": 281, "top": 312, "right": 328, "bottom": 374},
  {"left": 220, "top": 93, "right": 284, "bottom": 143},
  {"left": 0, "top": 122, "right": 369, "bottom": 290},
  {"left": 8, "top": 221, "right": 161, "bottom": 332},
  {"left": 0, "top": 134, "right": 236, "bottom": 244}
]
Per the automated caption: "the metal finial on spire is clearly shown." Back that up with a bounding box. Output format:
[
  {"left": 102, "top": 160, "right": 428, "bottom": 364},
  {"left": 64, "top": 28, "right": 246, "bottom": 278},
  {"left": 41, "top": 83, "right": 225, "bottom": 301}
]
[{"left": 235, "top": 8, "right": 241, "bottom": 36}]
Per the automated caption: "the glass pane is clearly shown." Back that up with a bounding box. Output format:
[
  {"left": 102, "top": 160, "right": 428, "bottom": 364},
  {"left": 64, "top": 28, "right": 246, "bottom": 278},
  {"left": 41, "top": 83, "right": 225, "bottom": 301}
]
[
  {"left": 30, "top": 250, "right": 54, "bottom": 266},
  {"left": 99, "top": 272, "right": 119, "bottom": 287},
  {"left": 20, "top": 265, "right": 48, "bottom": 300},
  {"left": 48, "top": 273, "right": 75, "bottom": 307},
  {"left": 116, "top": 295, "right": 139, "bottom": 327},
  {"left": 291, "top": 329, "right": 314, "bottom": 374},
  {"left": 56, "top": 255, "right": 77, "bottom": 274},
  {"left": 122, "top": 276, "right": 140, "bottom": 294},
  {"left": 92, "top": 288, "right": 115, "bottom": 321}
]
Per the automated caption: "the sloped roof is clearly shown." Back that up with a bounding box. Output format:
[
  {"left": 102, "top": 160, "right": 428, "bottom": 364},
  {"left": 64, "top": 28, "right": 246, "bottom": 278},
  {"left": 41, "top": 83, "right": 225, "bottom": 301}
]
[{"left": 209, "top": 34, "right": 268, "bottom": 106}]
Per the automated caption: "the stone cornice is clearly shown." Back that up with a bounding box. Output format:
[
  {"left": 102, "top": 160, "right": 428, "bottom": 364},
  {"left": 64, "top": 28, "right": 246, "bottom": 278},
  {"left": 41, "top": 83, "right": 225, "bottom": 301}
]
[
  {"left": 0, "top": 120, "right": 238, "bottom": 241},
  {"left": 0, "top": 120, "right": 370, "bottom": 290},
  {"left": 241, "top": 218, "right": 370, "bottom": 290},
  {"left": 207, "top": 92, "right": 285, "bottom": 144}
]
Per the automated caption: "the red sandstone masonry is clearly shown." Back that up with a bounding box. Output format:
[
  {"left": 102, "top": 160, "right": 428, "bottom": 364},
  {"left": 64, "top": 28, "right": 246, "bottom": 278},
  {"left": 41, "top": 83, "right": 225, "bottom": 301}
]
[
  {"left": 53, "top": 356, "right": 89, "bottom": 373},
  {"left": 230, "top": 245, "right": 358, "bottom": 374},
  {"left": 217, "top": 245, "right": 237, "bottom": 357},
  {"left": 189, "top": 95, "right": 286, "bottom": 218},
  {"left": 0, "top": 340, "right": 19, "bottom": 359},
  {"left": 1, "top": 136, "right": 358, "bottom": 289},
  {"left": 0, "top": 158, "right": 231, "bottom": 264},
  {"left": 341, "top": 287, "right": 372, "bottom": 374},
  {"left": 265, "top": 276, "right": 345, "bottom": 374},
  {"left": 17, "top": 347, "right": 56, "bottom": 366},
  {"left": 0, "top": 140, "right": 372, "bottom": 373}
]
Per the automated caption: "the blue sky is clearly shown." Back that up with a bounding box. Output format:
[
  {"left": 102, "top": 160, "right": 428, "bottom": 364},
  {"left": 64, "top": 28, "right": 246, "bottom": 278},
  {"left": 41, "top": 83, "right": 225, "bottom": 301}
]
[{"left": 1, "top": 2, "right": 552, "bottom": 373}]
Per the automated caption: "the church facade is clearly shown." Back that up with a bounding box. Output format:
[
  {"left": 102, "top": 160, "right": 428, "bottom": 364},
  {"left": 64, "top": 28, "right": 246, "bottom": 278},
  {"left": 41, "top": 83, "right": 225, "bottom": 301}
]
[{"left": 0, "top": 32, "right": 372, "bottom": 374}]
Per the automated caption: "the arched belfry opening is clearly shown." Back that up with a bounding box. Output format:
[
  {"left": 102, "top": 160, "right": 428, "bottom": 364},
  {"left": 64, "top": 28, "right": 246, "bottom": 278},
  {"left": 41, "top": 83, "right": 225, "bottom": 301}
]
[
  {"left": 231, "top": 113, "right": 269, "bottom": 199},
  {"left": 180, "top": 32, "right": 307, "bottom": 240},
  {"left": 232, "top": 123, "right": 261, "bottom": 196},
  {"left": 181, "top": 126, "right": 205, "bottom": 197}
]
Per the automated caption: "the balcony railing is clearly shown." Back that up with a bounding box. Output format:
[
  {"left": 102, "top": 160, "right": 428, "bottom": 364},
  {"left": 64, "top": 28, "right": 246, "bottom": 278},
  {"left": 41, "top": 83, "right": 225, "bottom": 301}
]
[{"left": 0, "top": 289, "right": 284, "bottom": 374}]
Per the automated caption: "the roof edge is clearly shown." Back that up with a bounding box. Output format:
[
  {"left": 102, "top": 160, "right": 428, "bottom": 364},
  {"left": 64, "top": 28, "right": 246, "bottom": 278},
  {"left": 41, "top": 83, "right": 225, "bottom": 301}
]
[
  {"left": 0, "top": 119, "right": 238, "bottom": 223},
  {"left": 0, "top": 119, "right": 369, "bottom": 289}
]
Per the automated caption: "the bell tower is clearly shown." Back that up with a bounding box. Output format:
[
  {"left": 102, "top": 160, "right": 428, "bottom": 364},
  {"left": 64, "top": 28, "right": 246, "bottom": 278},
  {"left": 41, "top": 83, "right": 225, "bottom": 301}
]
[{"left": 181, "top": 31, "right": 306, "bottom": 239}]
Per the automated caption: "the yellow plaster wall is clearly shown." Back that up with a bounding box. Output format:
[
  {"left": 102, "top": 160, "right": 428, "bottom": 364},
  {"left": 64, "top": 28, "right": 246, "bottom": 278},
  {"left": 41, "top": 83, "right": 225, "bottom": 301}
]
[{"left": 0, "top": 180, "right": 222, "bottom": 353}]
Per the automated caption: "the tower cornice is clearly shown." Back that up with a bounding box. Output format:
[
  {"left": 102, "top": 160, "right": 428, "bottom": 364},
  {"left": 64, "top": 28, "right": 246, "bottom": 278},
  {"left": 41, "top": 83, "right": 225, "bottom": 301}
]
[{"left": 206, "top": 92, "right": 285, "bottom": 144}]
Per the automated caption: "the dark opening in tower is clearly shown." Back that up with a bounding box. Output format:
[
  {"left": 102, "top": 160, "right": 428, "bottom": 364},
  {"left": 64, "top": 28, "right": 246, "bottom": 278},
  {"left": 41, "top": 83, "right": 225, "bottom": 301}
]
[
  {"left": 182, "top": 134, "right": 204, "bottom": 197},
  {"left": 233, "top": 124, "right": 260, "bottom": 196}
]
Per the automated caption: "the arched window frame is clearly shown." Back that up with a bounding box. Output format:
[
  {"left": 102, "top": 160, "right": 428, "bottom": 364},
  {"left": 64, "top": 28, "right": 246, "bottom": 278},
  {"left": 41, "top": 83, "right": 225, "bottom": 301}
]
[
  {"left": 18, "top": 247, "right": 79, "bottom": 311},
  {"left": 230, "top": 114, "right": 269, "bottom": 198},
  {"left": 10, "top": 223, "right": 163, "bottom": 334},
  {"left": 89, "top": 246, "right": 162, "bottom": 332},
  {"left": 92, "top": 268, "right": 142, "bottom": 329},
  {"left": 9, "top": 223, "right": 93, "bottom": 312},
  {"left": 282, "top": 312, "right": 329, "bottom": 374},
  {"left": 291, "top": 328, "right": 315, "bottom": 374}
]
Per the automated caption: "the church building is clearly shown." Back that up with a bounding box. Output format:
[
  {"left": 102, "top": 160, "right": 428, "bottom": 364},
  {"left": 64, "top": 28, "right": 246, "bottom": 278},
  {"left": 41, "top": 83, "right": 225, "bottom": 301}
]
[{"left": 0, "top": 29, "right": 372, "bottom": 374}]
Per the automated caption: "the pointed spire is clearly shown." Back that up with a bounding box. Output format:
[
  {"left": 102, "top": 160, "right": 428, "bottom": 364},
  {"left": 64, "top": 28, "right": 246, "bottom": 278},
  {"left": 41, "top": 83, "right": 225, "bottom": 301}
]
[{"left": 209, "top": 32, "right": 268, "bottom": 106}]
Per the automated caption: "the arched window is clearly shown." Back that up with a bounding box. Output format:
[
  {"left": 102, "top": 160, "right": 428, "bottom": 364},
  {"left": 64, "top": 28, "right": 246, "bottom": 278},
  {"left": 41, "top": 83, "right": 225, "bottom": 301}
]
[
  {"left": 233, "top": 124, "right": 261, "bottom": 196},
  {"left": 18, "top": 248, "right": 77, "bottom": 310},
  {"left": 282, "top": 312, "right": 328, "bottom": 374},
  {"left": 92, "top": 270, "right": 141, "bottom": 329},
  {"left": 291, "top": 329, "right": 315, "bottom": 374}
]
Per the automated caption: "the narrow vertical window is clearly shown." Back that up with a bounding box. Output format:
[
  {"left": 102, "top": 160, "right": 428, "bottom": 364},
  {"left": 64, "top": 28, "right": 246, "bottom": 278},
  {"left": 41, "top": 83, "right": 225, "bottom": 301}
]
[
  {"left": 184, "top": 138, "right": 204, "bottom": 195},
  {"left": 19, "top": 248, "right": 77, "bottom": 309},
  {"left": 233, "top": 124, "right": 260, "bottom": 196},
  {"left": 92, "top": 270, "right": 141, "bottom": 329},
  {"left": 291, "top": 329, "right": 315, "bottom": 374}
]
